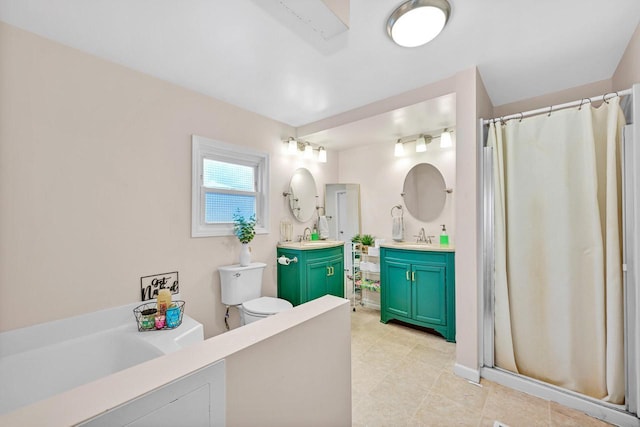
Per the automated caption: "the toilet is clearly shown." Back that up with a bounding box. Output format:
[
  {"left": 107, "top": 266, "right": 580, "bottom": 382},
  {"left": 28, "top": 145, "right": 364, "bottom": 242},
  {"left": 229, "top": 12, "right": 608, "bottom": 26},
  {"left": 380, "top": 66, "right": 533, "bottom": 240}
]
[{"left": 219, "top": 262, "right": 293, "bottom": 325}]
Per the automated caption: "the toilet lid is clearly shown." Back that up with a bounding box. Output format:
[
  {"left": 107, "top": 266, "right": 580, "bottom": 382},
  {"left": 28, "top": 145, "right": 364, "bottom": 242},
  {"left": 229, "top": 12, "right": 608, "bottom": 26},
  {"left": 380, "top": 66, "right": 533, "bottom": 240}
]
[{"left": 243, "top": 297, "right": 293, "bottom": 315}]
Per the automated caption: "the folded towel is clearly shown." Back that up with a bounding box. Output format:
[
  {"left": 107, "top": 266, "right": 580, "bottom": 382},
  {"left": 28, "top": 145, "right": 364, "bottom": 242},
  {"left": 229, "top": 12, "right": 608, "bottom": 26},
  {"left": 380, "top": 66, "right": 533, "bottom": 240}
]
[
  {"left": 318, "top": 215, "right": 330, "bottom": 239},
  {"left": 392, "top": 216, "right": 404, "bottom": 241}
]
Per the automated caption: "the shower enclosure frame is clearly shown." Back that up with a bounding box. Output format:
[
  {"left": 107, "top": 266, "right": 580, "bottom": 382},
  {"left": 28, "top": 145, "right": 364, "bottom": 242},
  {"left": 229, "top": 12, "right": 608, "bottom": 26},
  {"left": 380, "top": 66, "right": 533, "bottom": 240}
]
[{"left": 478, "top": 85, "right": 640, "bottom": 426}]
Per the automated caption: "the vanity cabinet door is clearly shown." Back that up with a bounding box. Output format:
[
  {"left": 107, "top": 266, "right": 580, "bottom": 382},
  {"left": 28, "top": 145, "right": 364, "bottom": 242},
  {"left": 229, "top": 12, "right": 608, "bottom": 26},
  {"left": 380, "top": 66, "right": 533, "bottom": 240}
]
[
  {"left": 326, "top": 256, "right": 344, "bottom": 299},
  {"left": 383, "top": 259, "right": 412, "bottom": 319},
  {"left": 306, "top": 255, "right": 344, "bottom": 301},
  {"left": 307, "top": 259, "right": 332, "bottom": 301},
  {"left": 413, "top": 263, "right": 446, "bottom": 326}
]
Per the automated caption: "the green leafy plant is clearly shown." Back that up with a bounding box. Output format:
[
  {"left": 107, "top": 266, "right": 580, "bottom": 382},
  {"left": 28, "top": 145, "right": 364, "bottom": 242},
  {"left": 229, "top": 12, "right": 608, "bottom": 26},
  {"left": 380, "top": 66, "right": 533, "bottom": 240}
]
[
  {"left": 360, "top": 234, "right": 375, "bottom": 246},
  {"left": 351, "top": 234, "right": 362, "bottom": 243},
  {"left": 233, "top": 211, "right": 256, "bottom": 244}
]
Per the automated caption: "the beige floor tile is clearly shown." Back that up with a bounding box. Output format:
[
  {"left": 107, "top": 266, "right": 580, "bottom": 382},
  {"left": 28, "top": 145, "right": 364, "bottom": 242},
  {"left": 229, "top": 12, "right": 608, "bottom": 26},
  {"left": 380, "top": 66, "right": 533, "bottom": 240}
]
[
  {"left": 549, "top": 401, "right": 615, "bottom": 426},
  {"left": 353, "top": 391, "right": 422, "bottom": 427},
  {"left": 482, "top": 382, "right": 551, "bottom": 427},
  {"left": 432, "top": 371, "right": 489, "bottom": 412},
  {"left": 411, "top": 391, "right": 482, "bottom": 427},
  {"left": 352, "top": 358, "right": 389, "bottom": 397},
  {"left": 386, "top": 358, "right": 441, "bottom": 393},
  {"left": 404, "top": 343, "right": 454, "bottom": 371}
]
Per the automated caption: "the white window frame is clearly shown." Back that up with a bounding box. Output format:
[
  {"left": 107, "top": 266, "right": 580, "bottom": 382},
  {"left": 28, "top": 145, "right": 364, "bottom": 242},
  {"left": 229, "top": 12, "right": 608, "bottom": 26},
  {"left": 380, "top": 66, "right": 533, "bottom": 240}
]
[{"left": 191, "top": 135, "right": 269, "bottom": 238}]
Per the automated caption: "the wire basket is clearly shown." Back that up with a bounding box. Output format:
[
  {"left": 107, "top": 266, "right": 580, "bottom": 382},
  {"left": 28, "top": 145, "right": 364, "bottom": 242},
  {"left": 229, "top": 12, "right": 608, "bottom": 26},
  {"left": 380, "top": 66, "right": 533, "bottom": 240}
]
[{"left": 133, "top": 300, "right": 185, "bottom": 332}]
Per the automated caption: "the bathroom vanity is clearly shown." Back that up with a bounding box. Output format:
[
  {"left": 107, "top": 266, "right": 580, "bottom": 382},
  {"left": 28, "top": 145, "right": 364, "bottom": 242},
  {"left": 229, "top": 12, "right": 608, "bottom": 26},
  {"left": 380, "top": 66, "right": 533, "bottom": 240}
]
[
  {"left": 277, "top": 241, "right": 345, "bottom": 306},
  {"left": 380, "top": 243, "right": 455, "bottom": 342}
]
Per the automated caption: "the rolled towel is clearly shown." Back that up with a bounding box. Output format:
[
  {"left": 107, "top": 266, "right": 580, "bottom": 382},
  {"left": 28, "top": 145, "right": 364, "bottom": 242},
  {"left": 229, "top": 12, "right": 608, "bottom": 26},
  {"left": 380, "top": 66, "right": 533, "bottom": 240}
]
[
  {"left": 318, "top": 215, "right": 330, "bottom": 239},
  {"left": 392, "top": 216, "right": 404, "bottom": 241}
]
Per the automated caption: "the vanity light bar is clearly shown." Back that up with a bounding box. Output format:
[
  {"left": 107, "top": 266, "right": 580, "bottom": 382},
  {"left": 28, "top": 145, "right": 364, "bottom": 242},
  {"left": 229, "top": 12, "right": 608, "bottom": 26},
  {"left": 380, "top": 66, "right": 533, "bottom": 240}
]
[
  {"left": 282, "top": 138, "right": 328, "bottom": 163},
  {"left": 394, "top": 129, "right": 454, "bottom": 155}
]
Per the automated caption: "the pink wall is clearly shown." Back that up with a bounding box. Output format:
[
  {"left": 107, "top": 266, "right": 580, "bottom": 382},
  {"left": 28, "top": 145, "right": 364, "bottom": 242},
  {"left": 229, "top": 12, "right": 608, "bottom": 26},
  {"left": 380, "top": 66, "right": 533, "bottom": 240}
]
[
  {"left": 613, "top": 22, "right": 640, "bottom": 91},
  {"left": 0, "top": 22, "right": 338, "bottom": 336}
]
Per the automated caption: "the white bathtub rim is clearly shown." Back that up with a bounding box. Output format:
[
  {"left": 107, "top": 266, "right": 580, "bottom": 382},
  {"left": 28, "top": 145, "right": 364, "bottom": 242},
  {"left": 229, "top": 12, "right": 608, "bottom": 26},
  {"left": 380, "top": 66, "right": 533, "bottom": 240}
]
[
  {"left": 0, "top": 294, "right": 202, "bottom": 357},
  {"left": 0, "top": 296, "right": 204, "bottom": 416}
]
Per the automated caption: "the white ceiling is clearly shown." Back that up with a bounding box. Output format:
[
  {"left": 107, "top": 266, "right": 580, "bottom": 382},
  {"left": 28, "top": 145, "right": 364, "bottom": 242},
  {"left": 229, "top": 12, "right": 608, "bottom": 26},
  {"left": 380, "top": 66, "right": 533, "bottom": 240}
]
[{"left": 1, "top": 0, "right": 638, "bottom": 147}]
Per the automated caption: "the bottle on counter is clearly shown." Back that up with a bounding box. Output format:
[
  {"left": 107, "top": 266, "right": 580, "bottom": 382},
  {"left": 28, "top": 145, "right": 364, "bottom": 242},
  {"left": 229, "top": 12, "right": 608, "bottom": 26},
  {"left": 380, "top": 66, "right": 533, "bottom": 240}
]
[{"left": 440, "top": 224, "right": 449, "bottom": 247}]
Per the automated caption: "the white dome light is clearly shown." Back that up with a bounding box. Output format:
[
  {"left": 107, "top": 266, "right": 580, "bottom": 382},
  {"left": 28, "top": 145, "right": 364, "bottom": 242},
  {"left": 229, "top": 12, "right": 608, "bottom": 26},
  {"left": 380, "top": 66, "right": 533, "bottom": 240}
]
[{"left": 387, "top": 0, "right": 451, "bottom": 48}]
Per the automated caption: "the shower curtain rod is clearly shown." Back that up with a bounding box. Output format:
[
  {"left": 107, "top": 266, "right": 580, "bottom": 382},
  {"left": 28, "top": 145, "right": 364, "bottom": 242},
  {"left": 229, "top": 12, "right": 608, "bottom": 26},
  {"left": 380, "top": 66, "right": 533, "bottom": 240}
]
[{"left": 483, "top": 88, "right": 632, "bottom": 125}]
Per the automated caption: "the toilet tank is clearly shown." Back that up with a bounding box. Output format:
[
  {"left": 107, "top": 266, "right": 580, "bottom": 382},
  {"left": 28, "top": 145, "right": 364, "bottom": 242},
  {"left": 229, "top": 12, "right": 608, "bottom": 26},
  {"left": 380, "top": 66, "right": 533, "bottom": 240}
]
[{"left": 218, "top": 262, "right": 267, "bottom": 306}]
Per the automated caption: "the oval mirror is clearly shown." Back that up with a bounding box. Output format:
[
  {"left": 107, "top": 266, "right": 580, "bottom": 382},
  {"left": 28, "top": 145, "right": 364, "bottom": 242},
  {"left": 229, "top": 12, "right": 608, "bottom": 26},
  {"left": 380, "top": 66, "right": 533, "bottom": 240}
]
[
  {"left": 402, "top": 163, "right": 447, "bottom": 222},
  {"left": 288, "top": 168, "right": 317, "bottom": 222}
]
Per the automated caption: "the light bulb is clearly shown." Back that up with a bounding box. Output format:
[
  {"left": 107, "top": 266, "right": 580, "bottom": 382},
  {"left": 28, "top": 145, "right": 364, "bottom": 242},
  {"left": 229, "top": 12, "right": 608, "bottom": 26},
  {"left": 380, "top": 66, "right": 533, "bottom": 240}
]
[
  {"left": 394, "top": 141, "right": 404, "bottom": 157},
  {"left": 440, "top": 130, "right": 452, "bottom": 148},
  {"left": 288, "top": 138, "right": 298, "bottom": 155},
  {"left": 304, "top": 143, "right": 313, "bottom": 159},
  {"left": 318, "top": 147, "right": 327, "bottom": 163},
  {"left": 415, "top": 135, "right": 427, "bottom": 152}
]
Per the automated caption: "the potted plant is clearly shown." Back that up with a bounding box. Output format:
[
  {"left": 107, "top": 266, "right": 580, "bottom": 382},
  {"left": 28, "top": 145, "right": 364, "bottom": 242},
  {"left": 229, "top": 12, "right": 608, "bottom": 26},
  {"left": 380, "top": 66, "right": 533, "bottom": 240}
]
[
  {"left": 360, "top": 234, "right": 375, "bottom": 254},
  {"left": 233, "top": 211, "right": 256, "bottom": 266}
]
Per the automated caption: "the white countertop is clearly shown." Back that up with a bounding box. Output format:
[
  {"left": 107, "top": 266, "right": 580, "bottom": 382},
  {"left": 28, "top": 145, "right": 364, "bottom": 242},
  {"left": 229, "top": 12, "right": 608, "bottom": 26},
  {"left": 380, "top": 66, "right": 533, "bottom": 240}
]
[
  {"left": 278, "top": 240, "right": 345, "bottom": 250},
  {"left": 379, "top": 242, "right": 455, "bottom": 252}
]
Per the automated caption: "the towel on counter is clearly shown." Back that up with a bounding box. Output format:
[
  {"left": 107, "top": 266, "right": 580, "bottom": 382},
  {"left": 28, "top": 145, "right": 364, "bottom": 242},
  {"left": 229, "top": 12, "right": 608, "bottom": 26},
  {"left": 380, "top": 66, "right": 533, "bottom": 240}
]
[
  {"left": 392, "top": 216, "right": 404, "bottom": 241},
  {"left": 318, "top": 215, "right": 330, "bottom": 239}
]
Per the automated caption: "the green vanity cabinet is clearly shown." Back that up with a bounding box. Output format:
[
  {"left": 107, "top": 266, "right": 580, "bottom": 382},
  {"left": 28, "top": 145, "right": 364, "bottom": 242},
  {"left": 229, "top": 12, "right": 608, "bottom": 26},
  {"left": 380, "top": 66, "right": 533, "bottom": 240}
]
[
  {"left": 380, "top": 247, "right": 455, "bottom": 342},
  {"left": 277, "top": 244, "right": 344, "bottom": 306}
]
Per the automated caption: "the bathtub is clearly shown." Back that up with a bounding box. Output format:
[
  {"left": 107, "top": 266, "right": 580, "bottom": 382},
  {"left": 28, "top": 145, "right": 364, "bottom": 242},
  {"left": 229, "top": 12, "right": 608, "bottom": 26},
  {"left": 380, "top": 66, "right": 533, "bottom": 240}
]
[{"left": 0, "top": 300, "right": 203, "bottom": 415}]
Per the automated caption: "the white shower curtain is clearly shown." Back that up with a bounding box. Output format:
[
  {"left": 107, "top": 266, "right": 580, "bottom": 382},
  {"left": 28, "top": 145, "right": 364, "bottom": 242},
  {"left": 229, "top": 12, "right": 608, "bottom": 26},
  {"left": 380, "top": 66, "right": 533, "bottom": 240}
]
[{"left": 489, "top": 98, "right": 626, "bottom": 403}]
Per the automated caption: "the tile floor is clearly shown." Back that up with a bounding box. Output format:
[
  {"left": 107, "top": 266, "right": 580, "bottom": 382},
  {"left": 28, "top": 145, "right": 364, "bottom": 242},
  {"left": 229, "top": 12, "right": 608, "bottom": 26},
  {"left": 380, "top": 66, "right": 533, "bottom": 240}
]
[{"left": 350, "top": 306, "right": 613, "bottom": 427}]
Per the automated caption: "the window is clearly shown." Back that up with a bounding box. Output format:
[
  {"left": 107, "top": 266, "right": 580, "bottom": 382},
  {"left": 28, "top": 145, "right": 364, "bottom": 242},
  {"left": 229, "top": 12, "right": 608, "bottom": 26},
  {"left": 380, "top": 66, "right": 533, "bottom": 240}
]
[{"left": 192, "top": 135, "right": 269, "bottom": 237}]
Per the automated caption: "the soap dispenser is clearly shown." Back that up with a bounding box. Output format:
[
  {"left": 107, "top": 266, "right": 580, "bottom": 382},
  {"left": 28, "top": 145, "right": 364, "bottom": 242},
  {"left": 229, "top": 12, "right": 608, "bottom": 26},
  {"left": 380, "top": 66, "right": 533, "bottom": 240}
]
[{"left": 440, "top": 224, "right": 449, "bottom": 247}]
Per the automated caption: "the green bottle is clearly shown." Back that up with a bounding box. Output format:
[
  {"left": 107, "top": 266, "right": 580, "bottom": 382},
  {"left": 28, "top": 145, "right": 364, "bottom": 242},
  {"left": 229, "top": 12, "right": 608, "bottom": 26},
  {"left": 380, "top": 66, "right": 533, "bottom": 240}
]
[{"left": 439, "top": 224, "right": 449, "bottom": 246}]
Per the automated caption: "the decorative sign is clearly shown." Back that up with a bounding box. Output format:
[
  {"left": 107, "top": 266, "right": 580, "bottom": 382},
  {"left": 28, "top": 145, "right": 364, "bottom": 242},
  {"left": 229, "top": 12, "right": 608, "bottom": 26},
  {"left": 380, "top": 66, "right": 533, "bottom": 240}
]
[{"left": 140, "top": 271, "right": 179, "bottom": 302}]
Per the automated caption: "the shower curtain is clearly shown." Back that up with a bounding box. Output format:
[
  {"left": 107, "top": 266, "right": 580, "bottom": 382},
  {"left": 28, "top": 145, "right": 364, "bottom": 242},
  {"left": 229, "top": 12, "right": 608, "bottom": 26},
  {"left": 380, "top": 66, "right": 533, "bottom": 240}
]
[{"left": 488, "top": 98, "right": 626, "bottom": 403}]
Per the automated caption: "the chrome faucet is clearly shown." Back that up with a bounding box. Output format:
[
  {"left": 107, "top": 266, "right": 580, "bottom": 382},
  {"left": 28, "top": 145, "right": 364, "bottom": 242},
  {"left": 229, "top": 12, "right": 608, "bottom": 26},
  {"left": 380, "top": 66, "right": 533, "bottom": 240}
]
[
  {"left": 303, "top": 227, "right": 312, "bottom": 241},
  {"left": 415, "top": 227, "right": 427, "bottom": 243}
]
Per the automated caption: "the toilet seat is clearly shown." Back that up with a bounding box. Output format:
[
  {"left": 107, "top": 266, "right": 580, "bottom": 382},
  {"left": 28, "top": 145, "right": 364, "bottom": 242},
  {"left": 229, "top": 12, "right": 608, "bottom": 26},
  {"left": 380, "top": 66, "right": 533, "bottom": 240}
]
[{"left": 242, "top": 296, "right": 293, "bottom": 316}]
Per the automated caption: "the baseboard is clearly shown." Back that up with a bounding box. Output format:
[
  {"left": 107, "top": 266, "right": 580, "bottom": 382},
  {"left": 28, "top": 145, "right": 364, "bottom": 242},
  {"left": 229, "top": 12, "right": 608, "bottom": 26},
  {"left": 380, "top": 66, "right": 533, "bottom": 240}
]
[{"left": 453, "top": 363, "right": 480, "bottom": 383}]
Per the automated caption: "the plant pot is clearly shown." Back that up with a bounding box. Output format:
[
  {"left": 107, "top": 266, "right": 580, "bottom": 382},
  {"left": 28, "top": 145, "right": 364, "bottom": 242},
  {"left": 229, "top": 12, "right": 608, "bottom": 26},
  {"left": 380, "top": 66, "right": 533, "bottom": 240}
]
[{"left": 239, "top": 243, "right": 251, "bottom": 266}]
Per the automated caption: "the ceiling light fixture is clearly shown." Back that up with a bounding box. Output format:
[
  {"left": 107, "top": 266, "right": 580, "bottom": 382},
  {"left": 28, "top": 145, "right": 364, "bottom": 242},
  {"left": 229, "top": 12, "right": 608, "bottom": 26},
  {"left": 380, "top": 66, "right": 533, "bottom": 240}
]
[
  {"left": 387, "top": 0, "right": 451, "bottom": 48},
  {"left": 440, "top": 129, "right": 453, "bottom": 148}
]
